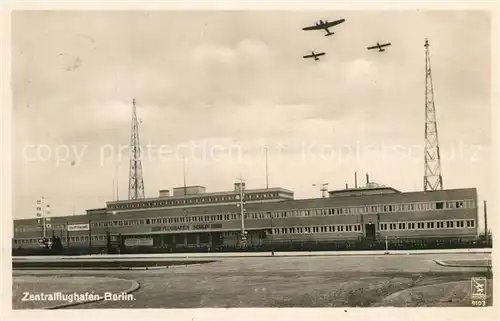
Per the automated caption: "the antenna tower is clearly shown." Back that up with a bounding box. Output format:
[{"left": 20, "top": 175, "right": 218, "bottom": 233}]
[
  {"left": 423, "top": 38, "right": 443, "bottom": 191},
  {"left": 128, "top": 98, "right": 145, "bottom": 200}
]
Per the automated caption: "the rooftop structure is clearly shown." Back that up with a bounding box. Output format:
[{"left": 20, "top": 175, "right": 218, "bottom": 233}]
[{"left": 105, "top": 182, "right": 295, "bottom": 212}]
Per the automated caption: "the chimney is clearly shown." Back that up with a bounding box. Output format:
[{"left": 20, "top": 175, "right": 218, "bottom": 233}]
[
  {"left": 354, "top": 172, "right": 358, "bottom": 188},
  {"left": 366, "top": 173, "right": 369, "bottom": 184}
]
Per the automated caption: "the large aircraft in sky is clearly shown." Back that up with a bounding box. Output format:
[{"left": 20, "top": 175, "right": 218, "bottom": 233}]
[{"left": 302, "top": 19, "right": 346, "bottom": 36}]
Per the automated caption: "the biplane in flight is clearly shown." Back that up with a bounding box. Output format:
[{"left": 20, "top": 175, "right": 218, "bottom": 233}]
[
  {"left": 302, "top": 19, "right": 346, "bottom": 36},
  {"left": 367, "top": 42, "right": 392, "bottom": 52},
  {"left": 303, "top": 51, "right": 326, "bottom": 61}
]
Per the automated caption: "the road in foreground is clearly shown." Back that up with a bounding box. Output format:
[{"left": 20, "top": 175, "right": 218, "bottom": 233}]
[{"left": 13, "top": 253, "right": 492, "bottom": 308}]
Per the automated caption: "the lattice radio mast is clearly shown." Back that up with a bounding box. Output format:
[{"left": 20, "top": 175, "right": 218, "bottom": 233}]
[
  {"left": 423, "top": 38, "right": 443, "bottom": 191},
  {"left": 128, "top": 98, "right": 145, "bottom": 200}
]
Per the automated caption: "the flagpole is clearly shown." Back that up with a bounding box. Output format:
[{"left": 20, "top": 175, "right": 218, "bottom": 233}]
[
  {"left": 183, "top": 156, "right": 187, "bottom": 196},
  {"left": 265, "top": 145, "right": 269, "bottom": 189},
  {"left": 36, "top": 198, "right": 43, "bottom": 238},
  {"left": 42, "top": 196, "right": 46, "bottom": 238},
  {"left": 116, "top": 164, "right": 119, "bottom": 201}
]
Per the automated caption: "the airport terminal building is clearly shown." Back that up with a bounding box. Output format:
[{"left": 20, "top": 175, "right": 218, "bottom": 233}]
[{"left": 13, "top": 179, "right": 479, "bottom": 251}]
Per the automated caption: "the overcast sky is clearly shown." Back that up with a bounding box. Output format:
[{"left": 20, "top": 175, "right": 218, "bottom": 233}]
[{"left": 11, "top": 10, "right": 492, "bottom": 230}]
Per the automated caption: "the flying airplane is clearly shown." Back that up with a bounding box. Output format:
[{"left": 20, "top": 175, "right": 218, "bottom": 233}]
[
  {"left": 302, "top": 19, "right": 346, "bottom": 36},
  {"left": 303, "top": 51, "right": 326, "bottom": 61},
  {"left": 367, "top": 42, "right": 392, "bottom": 52}
]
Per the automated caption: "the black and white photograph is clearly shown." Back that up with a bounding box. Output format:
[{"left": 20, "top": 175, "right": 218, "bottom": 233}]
[{"left": 4, "top": 3, "right": 497, "bottom": 316}]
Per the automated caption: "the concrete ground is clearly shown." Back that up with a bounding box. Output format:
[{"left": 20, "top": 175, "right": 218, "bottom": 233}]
[{"left": 12, "top": 252, "right": 492, "bottom": 308}]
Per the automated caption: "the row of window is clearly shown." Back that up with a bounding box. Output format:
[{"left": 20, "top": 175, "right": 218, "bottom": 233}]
[
  {"left": 273, "top": 224, "right": 362, "bottom": 235},
  {"left": 222, "top": 231, "right": 240, "bottom": 237},
  {"left": 15, "top": 222, "right": 70, "bottom": 233},
  {"left": 14, "top": 199, "right": 476, "bottom": 233},
  {"left": 267, "top": 219, "right": 477, "bottom": 235},
  {"left": 13, "top": 234, "right": 118, "bottom": 245},
  {"left": 249, "top": 200, "right": 474, "bottom": 220},
  {"left": 379, "top": 219, "right": 475, "bottom": 231},
  {"left": 94, "top": 214, "right": 241, "bottom": 228},
  {"left": 108, "top": 191, "right": 285, "bottom": 210}
]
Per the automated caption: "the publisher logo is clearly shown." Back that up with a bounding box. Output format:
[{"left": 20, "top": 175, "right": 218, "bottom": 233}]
[{"left": 471, "top": 277, "right": 487, "bottom": 300}]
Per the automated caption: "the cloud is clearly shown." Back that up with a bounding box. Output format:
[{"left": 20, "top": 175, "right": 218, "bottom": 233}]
[
  {"left": 237, "top": 39, "right": 273, "bottom": 59},
  {"left": 342, "top": 59, "right": 374, "bottom": 84},
  {"left": 191, "top": 39, "right": 273, "bottom": 66},
  {"left": 192, "top": 44, "right": 237, "bottom": 65}
]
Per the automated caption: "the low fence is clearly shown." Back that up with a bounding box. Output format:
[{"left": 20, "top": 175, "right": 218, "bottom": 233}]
[{"left": 12, "top": 237, "right": 492, "bottom": 256}]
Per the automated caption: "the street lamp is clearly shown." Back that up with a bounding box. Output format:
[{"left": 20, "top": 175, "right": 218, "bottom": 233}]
[
  {"left": 181, "top": 209, "right": 189, "bottom": 248},
  {"left": 88, "top": 218, "right": 93, "bottom": 252},
  {"left": 269, "top": 212, "right": 274, "bottom": 256},
  {"left": 65, "top": 220, "right": 70, "bottom": 248}
]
